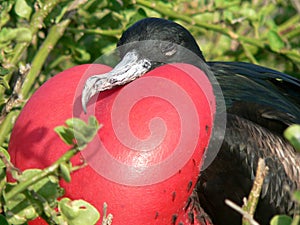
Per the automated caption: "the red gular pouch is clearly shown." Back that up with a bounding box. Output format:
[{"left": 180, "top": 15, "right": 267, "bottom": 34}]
[{"left": 8, "top": 63, "right": 215, "bottom": 225}]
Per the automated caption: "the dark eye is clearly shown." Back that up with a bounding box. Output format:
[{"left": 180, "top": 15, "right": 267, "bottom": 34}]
[
  {"left": 143, "top": 60, "right": 151, "bottom": 69},
  {"left": 160, "top": 42, "right": 177, "bottom": 57}
]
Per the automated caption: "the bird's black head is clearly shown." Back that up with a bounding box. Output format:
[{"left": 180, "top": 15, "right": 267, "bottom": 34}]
[
  {"left": 117, "top": 18, "right": 205, "bottom": 61},
  {"left": 82, "top": 18, "right": 206, "bottom": 112}
]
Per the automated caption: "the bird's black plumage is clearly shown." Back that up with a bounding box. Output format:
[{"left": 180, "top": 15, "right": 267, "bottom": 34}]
[
  {"left": 84, "top": 17, "right": 300, "bottom": 225},
  {"left": 118, "top": 18, "right": 205, "bottom": 60},
  {"left": 199, "top": 61, "right": 300, "bottom": 224}
]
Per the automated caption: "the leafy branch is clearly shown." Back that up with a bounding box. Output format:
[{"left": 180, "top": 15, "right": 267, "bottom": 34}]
[
  {"left": 242, "top": 159, "right": 269, "bottom": 225},
  {"left": 0, "top": 0, "right": 87, "bottom": 148},
  {"left": 0, "top": 116, "right": 105, "bottom": 225},
  {"left": 135, "top": 0, "right": 300, "bottom": 64},
  {"left": 4, "top": 0, "right": 62, "bottom": 74}
]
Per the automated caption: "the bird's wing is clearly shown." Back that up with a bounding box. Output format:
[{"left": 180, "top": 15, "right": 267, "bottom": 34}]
[{"left": 208, "top": 61, "right": 300, "bottom": 133}]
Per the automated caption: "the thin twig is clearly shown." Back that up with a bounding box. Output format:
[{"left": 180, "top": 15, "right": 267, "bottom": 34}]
[
  {"left": 225, "top": 158, "right": 269, "bottom": 225},
  {"left": 225, "top": 199, "right": 260, "bottom": 225},
  {"left": 102, "top": 202, "right": 113, "bottom": 225},
  {"left": 242, "top": 158, "right": 269, "bottom": 225},
  {"left": 0, "top": 64, "right": 28, "bottom": 124},
  {"left": 67, "top": 27, "right": 123, "bottom": 37},
  {"left": 5, "top": 147, "right": 79, "bottom": 201},
  {"left": 0, "top": 149, "right": 21, "bottom": 176},
  {"left": 20, "top": 19, "right": 71, "bottom": 99}
]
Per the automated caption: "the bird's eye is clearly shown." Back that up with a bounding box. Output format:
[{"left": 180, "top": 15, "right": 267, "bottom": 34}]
[
  {"left": 143, "top": 60, "right": 151, "bottom": 69},
  {"left": 160, "top": 42, "right": 177, "bottom": 57}
]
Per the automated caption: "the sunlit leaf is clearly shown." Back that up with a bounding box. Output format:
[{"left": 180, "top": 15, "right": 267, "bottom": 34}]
[
  {"left": 54, "top": 126, "right": 75, "bottom": 146},
  {"left": 59, "top": 162, "right": 71, "bottom": 183},
  {"left": 0, "top": 1, "right": 13, "bottom": 28},
  {"left": 0, "top": 147, "right": 10, "bottom": 169},
  {"left": 72, "top": 46, "right": 91, "bottom": 62},
  {"left": 0, "top": 28, "right": 17, "bottom": 43},
  {"left": 268, "top": 30, "right": 285, "bottom": 52},
  {"left": 0, "top": 147, "right": 9, "bottom": 209},
  {"left": 4, "top": 183, "right": 41, "bottom": 224},
  {"left": 55, "top": 117, "right": 100, "bottom": 149},
  {"left": 284, "top": 124, "right": 300, "bottom": 152},
  {"left": 14, "top": 0, "right": 32, "bottom": 20},
  {"left": 66, "top": 116, "right": 100, "bottom": 149},
  {"left": 127, "top": 8, "right": 147, "bottom": 27},
  {"left": 240, "top": 7, "right": 257, "bottom": 20},
  {"left": 224, "top": 11, "right": 233, "bottom": 23},
  {"left": 15, "top": 28, "right": 32, "bottom": 42},
  {"left": 270, "top": 215, "right": 292, "bottom": 225},
  {"left": 19, "top": 169, "right": 63, "bottom": 205},
  {"left": 0, "top": 27, "right": 32, "bottom": 43},
  {"left": 59, "top": 198, "right": 100, "bottom": 225},
  {"left": 0, "top": 78, "right": 10, "bottom": 89}
]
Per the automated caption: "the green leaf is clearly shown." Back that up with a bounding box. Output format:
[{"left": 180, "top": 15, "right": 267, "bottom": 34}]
[
  {"left": 0, "top": 214, "right": 9, "bottom": 225},
  {"left": 4, "top": 169, "right": 63, "bottom": 224},
  {"left": 59, "top": 198, "right": 100, "bottom": 225},
  {"left": 0, "top": 28, "right": 17, "bottom": 43},
  {"left": 240, "top": 7, "right": 257, "bottom": 20},
  {"left": 0, "top": 147, "right": 9, "bottom": 210},
  {"left": 0, "top": 27, "right": 32, "bottom": 43},
  {"left": 0, "top": 146, "right": 10, "bottom": 169},
  {"left": 54, "top": 126, "right": 75, "bottom": 146},
  {"left": 73, "top": 130, "right": 88, "bottom": 150},
  {"left": 0, "top": 78, "right": 10, "bottom": 89},
  {"left": 15, "top": 28, "right": 32, "bottom": 42},
  {"left": 284, "top": 124, "right": 300, "bottom": 151},
  {"left": 14, "top": 0, "right": 32, "bottom": 20},
  {"left": 59, "top": 162, "right": 71, "bottom": 183},
  {"left": 293, "top": 190, "right": 300, "bottom": 203},
  {"left": 0, "top": 67, "right": 9, "bottom": 76},
  {"left": 71, "top": 46, "right": 91, "bottom": 62},
  {"left": 0, "top": 1, "right": 13, "bottom": 28},
  {"left": 270, "top": 215, "right": 292, "bottom": 225},
  {"left": 26, "top": 169, "right": 63, "bottom": 203},
  {"left": 127, "top": 8, "right": 147, "bottom": 28},
  {"left": 55, "top": 116, "right": 100, "bottom": 149},
  {"left": 0, "top": 62, "right": 10, "bottom": 90},
  {"left": 268, "top": 30, "right": 285, "bottom": 52},
  {"left": 4, "top": 183, "right": 41, "bottom": 224},
  {"left": 67, "top": 116, "right": 100, "bottom": 149},
  {"left": 224, "top": 11, "right": 233, "bottom": 23}
]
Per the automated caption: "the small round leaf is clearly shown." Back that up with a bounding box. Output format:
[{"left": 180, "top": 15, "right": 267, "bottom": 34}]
[{"left": 14, "top": 0, "right": 32, "bottom": 20}]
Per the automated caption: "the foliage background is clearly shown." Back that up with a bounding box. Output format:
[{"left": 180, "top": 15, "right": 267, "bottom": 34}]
[{"left": 0, "top": 0, "right": 300, "bottom": 157}]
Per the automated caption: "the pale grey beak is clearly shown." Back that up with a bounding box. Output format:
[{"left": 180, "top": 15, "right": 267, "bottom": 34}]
[{"left": 81, "top": 50, "right": 151, "bottom": 113}]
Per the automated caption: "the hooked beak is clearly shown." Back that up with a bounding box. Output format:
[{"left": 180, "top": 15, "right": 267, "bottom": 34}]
[{"left": 81, "top": 50, "right": 152, "bottom": 113}]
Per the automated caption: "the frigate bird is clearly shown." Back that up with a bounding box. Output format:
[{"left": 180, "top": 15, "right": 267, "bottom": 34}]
[{"left": 81, "top": 18, "right": 300, "bottom": 225}]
